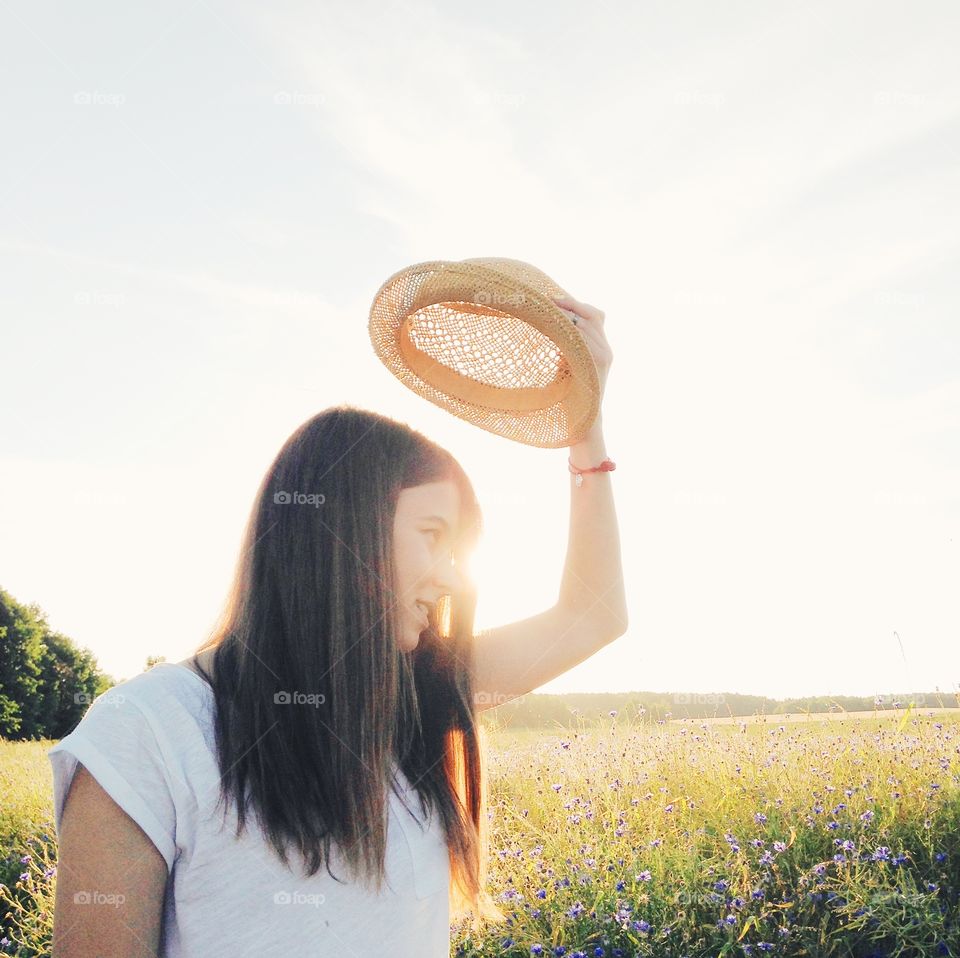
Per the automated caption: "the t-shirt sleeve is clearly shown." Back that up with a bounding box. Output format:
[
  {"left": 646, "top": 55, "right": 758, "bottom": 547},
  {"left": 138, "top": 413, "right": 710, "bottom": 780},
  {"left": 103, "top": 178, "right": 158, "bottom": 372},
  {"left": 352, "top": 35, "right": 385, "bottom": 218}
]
[{"left": 47, "top": 687, "right": 180, "bottom": 872}]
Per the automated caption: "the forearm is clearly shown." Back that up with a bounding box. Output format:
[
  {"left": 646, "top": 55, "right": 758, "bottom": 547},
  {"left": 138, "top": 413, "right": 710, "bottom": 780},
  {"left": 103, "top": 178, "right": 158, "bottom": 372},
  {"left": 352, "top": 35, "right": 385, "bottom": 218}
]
[{"left": 557, "top": 415, "right": 629, "bottom": 635}]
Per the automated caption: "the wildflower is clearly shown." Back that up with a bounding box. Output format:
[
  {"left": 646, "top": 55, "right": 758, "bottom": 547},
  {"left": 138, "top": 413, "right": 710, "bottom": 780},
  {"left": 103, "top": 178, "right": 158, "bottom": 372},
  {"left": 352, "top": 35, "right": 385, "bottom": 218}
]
[
  {"left": 860, "top": 810, "right": 873, "bottom": 822},
  {"left": 872, "top": 846, "right": 891, "bottom": 862},
  {"left": 773, "top": 841, "right": 786, "bottom": 853},
  {"left": 637, "top": 870, "right": 652, "bottom": 882},
  {"left": 754, "top": 813, "right": 767, "bottom": 824}
]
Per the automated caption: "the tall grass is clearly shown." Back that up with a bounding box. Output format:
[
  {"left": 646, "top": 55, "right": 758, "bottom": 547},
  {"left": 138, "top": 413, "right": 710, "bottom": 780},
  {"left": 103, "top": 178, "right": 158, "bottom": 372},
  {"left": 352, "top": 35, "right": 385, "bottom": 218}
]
[
  {"left": 452, "top": 710, "right": 959, "bottom": 957},
  {"left": 2, "top": 711, "right": 957, "bottom": 957}
]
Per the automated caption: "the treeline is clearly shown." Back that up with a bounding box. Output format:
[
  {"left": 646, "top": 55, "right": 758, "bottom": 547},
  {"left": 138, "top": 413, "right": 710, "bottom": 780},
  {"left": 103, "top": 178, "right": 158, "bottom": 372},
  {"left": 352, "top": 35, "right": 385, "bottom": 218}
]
[
  {"left": 0, "top": 587, "right": 113, "bottom": 741},
  {"left": 3, "top": 586, "right": 956, "bottom": 740},
  {"left": 479, "top": 688, "right": 959, "bottom": 729}
]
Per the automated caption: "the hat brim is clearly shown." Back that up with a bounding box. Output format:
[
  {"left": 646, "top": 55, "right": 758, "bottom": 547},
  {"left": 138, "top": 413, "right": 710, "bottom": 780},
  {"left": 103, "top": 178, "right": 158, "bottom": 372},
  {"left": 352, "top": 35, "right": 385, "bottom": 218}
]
[{"left": 368, "top": 258, "right": 599, "bottom": 448}]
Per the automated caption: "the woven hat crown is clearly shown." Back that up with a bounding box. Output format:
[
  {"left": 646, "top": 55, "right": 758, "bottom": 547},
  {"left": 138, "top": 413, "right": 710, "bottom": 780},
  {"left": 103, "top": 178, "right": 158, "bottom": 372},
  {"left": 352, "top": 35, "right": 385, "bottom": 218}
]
[{"left": 368, "top": 257, "right": 599, "bottom": 448}]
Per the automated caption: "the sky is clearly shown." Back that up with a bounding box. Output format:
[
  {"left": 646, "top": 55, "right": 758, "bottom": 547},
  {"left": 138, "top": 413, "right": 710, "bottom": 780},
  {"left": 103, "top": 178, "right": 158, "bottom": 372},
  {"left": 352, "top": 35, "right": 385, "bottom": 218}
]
[{"left": 1, "top": 0, "right": 958, "bottom": 701}]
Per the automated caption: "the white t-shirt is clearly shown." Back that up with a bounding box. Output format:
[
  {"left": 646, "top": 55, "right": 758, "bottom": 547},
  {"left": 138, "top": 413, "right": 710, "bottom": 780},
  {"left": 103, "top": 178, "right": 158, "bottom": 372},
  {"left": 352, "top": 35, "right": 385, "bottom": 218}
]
[{"left": 47, "top": 662, "right": 451, "bottom": 957}]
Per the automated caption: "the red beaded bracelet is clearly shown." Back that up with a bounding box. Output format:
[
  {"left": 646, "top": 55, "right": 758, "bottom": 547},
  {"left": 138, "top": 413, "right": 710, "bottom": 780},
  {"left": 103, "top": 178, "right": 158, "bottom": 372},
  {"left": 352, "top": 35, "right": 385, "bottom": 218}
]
[{"left": 568, "top": 456, "right": 617, "bottom": 487}]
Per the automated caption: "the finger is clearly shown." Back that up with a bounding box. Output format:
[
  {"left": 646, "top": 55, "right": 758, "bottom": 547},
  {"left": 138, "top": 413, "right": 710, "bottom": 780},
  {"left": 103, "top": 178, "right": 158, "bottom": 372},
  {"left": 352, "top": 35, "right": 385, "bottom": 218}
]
[{"left": 552, "top": 295, "right": 605, "bottom": 324}]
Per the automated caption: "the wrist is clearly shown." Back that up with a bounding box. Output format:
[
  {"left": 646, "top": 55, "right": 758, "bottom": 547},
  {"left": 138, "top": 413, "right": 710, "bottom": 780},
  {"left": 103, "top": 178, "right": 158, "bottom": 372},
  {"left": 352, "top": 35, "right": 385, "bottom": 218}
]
[{"left": 568, "top": 416, "right": 606, "bottom": 462}]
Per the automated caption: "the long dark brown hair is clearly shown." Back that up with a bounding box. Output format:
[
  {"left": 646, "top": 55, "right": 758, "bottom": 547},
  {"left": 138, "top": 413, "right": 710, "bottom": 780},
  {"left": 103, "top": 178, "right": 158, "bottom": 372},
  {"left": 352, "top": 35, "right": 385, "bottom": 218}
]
[{"left": 190, "top": 405, "right": 504, "bottom": 927}]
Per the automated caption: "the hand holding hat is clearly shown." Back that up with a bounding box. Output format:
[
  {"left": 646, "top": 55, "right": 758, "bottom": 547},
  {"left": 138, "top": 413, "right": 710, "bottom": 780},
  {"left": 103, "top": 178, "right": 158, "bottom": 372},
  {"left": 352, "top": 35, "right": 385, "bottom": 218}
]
[
  {"left": 550, "top": 294, "right": 612, "bottom": 407},
  {"left": 368, "top": 257, "right": 610, "bottom": 448}
]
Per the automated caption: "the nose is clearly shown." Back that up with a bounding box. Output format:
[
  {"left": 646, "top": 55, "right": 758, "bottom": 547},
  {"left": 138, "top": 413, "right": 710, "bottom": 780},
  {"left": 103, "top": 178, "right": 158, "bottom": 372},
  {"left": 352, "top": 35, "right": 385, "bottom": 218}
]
[{"left": 431, "top": 554, "right": 462, "bottom": 596}]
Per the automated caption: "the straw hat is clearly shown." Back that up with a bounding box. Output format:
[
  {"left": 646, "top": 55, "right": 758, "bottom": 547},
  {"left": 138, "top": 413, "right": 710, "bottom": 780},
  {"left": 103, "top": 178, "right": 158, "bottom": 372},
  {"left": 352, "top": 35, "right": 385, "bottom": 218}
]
[{"left": 367, "top": 257, "right": 600, "bottom": 448}]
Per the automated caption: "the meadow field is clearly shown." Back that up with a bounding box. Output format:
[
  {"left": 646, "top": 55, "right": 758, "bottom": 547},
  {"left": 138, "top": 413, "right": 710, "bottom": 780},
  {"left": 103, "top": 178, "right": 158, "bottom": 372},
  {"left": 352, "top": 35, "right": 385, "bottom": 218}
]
[{"left": 1, "top": 708, "right": 957, "bottom": 957}]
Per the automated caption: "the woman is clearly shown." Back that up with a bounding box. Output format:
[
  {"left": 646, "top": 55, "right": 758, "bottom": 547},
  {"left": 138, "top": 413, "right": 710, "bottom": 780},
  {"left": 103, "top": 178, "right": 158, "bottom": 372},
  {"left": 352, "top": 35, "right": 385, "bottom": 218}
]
[{"left": 48, "top": 294, "right": 626, "bottom": 956}]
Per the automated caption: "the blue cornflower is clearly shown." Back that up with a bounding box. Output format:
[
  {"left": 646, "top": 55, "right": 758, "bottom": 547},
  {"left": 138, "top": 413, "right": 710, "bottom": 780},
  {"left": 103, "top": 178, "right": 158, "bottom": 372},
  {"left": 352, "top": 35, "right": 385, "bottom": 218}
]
[
  {"left": 754, "top": 813, "right": 767, "bottom": 824},
  {"left": 637, "top": 870, "right": 652, "bottom": 882},
  {"left": 872, "top": 846, "right": 891, "bottom": 862}
]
